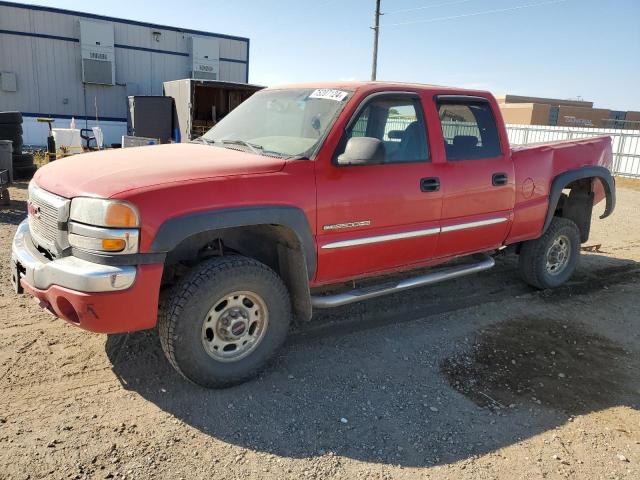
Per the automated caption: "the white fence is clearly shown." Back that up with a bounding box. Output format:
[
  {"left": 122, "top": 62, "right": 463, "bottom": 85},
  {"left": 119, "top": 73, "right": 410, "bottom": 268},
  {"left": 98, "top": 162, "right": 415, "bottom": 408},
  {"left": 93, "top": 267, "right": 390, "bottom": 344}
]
[
  {"left": 387, "top": 119, "right": 640, "bottom": 178},
  {"left": 506, "top": 124, "right": 640, "bottom": 178}
]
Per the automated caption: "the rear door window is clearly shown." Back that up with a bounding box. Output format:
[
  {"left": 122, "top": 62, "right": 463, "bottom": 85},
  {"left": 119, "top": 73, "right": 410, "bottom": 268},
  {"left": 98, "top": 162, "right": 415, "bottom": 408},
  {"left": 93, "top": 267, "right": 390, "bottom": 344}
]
[{"left": 437, "top": 99, "right": 502, "bottom": 160}]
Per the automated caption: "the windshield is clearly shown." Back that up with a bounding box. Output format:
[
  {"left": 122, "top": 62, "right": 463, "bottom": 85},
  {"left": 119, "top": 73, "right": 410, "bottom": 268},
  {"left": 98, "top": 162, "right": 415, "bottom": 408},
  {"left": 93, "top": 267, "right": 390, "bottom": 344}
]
[{"left": 202, "top": 88, "right": 352, "bottom": 158}]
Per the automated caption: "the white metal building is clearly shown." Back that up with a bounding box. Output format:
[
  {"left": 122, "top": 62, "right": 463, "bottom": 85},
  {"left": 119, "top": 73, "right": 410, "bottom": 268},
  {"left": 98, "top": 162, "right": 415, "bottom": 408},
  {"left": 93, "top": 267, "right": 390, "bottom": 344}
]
[{"left": 0, "top": 1, "right": 250, "bottom": 146}]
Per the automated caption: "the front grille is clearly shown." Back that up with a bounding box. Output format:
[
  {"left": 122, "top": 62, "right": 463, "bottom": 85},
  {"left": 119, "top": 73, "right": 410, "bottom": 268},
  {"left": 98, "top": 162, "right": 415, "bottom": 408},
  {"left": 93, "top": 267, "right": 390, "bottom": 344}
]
[{"left": 27, "top": 184, "right": 70, "bottom": 256}]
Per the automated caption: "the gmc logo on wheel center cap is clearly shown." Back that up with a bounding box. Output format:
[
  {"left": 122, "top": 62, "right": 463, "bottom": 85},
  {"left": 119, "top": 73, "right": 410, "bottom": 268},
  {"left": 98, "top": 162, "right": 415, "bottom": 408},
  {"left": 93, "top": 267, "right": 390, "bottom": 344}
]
[
  {"left": 231, "top": 321, "right": 246, "bottom": 336},
  {"left": 27, "top": 202, "right": 41, "bottom": 219}
]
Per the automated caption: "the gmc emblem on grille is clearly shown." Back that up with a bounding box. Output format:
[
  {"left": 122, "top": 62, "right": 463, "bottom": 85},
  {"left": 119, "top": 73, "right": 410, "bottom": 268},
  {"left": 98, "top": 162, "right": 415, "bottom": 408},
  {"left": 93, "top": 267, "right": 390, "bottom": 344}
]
[{"left": 27, "top": 202, "right": 41, "bottom": 219}]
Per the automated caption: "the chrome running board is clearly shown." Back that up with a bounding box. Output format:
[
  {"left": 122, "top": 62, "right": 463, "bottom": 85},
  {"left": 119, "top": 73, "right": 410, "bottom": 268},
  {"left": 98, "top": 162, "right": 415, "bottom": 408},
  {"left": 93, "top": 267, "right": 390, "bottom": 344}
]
[{"left": 310, "top": 254, "right": 495, "bottom": 308}]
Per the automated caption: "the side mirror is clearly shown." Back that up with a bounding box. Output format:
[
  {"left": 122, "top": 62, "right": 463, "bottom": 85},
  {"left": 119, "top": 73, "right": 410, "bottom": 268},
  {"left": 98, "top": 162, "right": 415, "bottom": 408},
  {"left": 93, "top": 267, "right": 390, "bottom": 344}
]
[{"left": 337, "top": 137, "right": 386, "bottom": 166}]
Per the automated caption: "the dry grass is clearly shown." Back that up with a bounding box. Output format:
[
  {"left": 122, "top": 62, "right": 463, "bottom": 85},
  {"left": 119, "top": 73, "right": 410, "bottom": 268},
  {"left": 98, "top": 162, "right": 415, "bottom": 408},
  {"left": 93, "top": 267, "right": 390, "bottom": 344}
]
[{"left": 30, "top": 150, "right": 47, "bottom": 168}]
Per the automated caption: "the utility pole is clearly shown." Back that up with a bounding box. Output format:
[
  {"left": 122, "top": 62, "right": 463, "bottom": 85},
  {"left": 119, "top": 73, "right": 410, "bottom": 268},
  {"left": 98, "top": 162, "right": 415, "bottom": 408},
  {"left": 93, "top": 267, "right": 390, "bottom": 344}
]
[{"left": 371, "top": 0, "right": 381, "bottom": 81}]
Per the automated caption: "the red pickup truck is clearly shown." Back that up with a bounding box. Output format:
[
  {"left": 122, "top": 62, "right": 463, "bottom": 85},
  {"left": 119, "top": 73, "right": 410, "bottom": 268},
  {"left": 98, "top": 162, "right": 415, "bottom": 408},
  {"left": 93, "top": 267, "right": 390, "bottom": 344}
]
[{"left": 11, "top": 82, "right": 615, "bottom": 388}]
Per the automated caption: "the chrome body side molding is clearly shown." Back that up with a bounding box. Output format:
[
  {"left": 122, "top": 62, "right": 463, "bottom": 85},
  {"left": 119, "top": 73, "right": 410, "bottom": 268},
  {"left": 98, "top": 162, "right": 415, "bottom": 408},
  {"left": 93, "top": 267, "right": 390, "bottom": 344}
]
[
  {"left": 322, "top": 227, "right": 439, "bottom": 249},
  {"left": 321, "top": 217, "right": 508, "bottom": 250},
  {"left": 441, "top": 217, "right": 507, "bottom": 233}
]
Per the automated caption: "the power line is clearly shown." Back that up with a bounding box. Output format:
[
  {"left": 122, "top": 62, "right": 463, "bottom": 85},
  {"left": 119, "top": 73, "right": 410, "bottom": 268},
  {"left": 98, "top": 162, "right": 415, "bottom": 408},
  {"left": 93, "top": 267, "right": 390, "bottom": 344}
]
[
  {"left": 382, "top": 0, "right": 569, "bottom": 27},
  {"left": 384, "top": 0, "right": 477, "bottom": 16}
]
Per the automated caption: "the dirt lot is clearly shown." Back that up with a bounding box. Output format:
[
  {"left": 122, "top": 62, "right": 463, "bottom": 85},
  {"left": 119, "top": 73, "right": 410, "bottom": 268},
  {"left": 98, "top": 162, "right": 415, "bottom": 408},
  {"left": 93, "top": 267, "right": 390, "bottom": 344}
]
[{"left": 1, "top": 182, "right": 639, "bottom": 480}]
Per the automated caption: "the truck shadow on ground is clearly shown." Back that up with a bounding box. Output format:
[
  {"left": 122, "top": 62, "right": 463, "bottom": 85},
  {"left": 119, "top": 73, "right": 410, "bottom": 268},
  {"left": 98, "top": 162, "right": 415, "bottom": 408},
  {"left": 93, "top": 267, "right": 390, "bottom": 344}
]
[{"left": 106, "top": 254, "right": 640, "bottom": 468}]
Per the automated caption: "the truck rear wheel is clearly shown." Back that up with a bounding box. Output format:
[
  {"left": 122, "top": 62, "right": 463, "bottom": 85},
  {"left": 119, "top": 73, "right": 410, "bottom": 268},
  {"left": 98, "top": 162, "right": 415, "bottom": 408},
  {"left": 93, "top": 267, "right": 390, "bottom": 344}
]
[
  {"left": 158, "top": 255, "right": 291, "bottom": 388},
  {"left": 518, "top": 217, "right": 580, "bottom": 289}
]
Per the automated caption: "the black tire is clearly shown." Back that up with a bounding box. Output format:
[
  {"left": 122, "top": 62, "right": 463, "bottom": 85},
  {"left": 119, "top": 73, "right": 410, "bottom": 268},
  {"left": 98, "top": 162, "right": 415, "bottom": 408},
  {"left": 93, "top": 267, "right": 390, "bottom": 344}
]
[
  {"left": 0, "top": 124, "right": 23, "bottom": 136},
  {"left": 13, "top": 164, "right": 37, "bottom": 180},
  {"left": 158, "top": 255, "right": 292, "bottom": 388},
  {"left": 519, "top": 217, "right": 580, "bottom": 289},
  {"left": 0, "top": 111, "right": 22, "bottom": 124},
  {"left": 12, "top": 153, "right": 33, "bottom": 167}
]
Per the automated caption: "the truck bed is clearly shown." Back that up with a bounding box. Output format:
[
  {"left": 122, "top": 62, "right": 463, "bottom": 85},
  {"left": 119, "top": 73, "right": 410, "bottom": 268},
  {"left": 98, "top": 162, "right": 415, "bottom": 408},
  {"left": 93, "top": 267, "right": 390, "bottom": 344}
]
[{"left": 506, "top": 136, "right": 613, "bottom": 244}]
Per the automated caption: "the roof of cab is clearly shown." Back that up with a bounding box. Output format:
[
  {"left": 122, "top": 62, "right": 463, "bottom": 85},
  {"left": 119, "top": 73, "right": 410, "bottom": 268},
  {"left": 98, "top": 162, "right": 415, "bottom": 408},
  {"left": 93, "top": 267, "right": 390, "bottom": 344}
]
[{"left": 265, "top": 80, "right": 492, "bottom": 97}]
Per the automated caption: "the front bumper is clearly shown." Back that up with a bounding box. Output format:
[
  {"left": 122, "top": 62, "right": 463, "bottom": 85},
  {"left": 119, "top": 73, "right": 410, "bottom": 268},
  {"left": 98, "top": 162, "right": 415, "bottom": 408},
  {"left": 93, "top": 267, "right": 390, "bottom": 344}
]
[
  {"left": 12, "top": 220, "right": 136, "bottom": 292},
  {"left": 11, "top": 220, "right": 163, "bottom": 333}
]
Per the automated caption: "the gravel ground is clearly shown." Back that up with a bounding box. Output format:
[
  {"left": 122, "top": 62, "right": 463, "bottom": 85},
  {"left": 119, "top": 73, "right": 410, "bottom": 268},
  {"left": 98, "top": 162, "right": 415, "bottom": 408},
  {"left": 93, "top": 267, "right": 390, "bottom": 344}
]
[{"left": 1, "top": 182, "right": 639, "bottom": 480}]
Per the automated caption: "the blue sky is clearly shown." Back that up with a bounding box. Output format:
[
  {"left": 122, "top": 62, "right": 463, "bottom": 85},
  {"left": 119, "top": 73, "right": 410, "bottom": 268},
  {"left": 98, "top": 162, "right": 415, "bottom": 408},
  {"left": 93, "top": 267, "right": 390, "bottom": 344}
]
[{"left": 10, "top": 0, "right": 640, "bottom": 110}]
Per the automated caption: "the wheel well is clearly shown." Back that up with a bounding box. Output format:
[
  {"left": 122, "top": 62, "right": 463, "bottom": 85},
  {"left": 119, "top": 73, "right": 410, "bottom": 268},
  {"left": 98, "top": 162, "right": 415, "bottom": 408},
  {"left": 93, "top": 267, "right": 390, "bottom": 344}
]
[
  {"left": 554, "top": 177, "right": 595, "bottom": 243},
  {"left": 162, "top": 225, "right": 312, "bottom": 322}
]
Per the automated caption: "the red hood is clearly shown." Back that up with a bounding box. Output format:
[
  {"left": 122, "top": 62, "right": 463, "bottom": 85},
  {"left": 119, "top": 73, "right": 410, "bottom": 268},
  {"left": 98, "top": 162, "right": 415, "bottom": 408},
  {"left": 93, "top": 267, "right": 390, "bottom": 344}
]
[{"left": 33, "top": 143, "right": 286, "bottom": 199}]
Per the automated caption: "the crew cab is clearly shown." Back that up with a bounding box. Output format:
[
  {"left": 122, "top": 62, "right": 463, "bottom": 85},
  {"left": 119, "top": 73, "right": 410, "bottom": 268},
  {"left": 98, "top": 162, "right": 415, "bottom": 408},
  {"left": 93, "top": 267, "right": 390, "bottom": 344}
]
[{"left": 11, "top": 82, "right": 615, "bottom": 388}]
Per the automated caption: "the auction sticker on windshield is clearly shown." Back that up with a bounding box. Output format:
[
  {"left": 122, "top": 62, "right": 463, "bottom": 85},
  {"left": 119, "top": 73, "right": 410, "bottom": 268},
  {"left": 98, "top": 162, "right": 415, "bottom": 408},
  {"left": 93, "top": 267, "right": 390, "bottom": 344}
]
[{"left": 309, "top": 89, "right": 349, "bottom": 101}]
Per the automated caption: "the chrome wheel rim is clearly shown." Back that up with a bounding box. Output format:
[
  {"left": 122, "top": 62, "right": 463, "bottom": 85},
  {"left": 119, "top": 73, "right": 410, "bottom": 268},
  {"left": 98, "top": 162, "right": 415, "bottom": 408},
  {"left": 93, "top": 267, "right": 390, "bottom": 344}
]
[
  {"left": 201, "top": 291, "right": 269, "bottom": 362},
  {"left": 546, "top": 234, "right": 571, "bottom": 276}
]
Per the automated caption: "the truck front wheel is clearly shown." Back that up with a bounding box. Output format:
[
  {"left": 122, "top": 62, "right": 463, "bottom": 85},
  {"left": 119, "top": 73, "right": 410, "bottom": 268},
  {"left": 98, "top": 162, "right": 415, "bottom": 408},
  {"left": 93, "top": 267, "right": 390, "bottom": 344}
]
[
  {"left": 518, "top": 217, "right": 581, "bottom": 289},
  {"left": 158, "top": 256, "right": 291, "bottom": 388}
]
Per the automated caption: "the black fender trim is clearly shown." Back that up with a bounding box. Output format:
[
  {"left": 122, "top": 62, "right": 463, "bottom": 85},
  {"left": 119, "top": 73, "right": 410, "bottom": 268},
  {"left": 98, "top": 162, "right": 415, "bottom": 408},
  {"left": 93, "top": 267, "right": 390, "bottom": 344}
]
[
  {"left": 150, "top": 205, "right": 317, "bottom": 279},
  {"left": 543, "top": 166, "right": 616, "bottom": 233}
]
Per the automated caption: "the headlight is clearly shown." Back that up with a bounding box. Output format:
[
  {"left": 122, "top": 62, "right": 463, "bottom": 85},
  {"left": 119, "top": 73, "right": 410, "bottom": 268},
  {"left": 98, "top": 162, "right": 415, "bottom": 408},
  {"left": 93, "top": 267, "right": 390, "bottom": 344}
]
[
  {"left": 70, "top": 198, "right": 139, "bottom": 228},
  {"left": 68, "top": 198, "right": 140, "bottom": 254}
]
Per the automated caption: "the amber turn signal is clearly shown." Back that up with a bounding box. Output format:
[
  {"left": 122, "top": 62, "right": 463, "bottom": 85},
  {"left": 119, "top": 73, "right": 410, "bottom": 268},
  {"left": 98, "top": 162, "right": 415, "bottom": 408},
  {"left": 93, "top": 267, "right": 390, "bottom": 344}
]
[
  {"left": 68, "top": 233, "right": 129, "bottom": 253},
  {"left": 104, "top": 203, "right": 139, "bottom": 228},
  {"left": 70, "top": 198, "right": 140, "bottom": 228},
  {"left": 101, "top": 238, "right": 127, "bottom": 251}
]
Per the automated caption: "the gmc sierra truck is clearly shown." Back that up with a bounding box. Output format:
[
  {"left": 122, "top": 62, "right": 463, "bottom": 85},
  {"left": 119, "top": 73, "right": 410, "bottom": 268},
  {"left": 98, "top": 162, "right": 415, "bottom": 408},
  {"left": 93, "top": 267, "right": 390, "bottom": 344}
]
[{"left": 11, "top": 82, "right": 615, "bottom": 388}]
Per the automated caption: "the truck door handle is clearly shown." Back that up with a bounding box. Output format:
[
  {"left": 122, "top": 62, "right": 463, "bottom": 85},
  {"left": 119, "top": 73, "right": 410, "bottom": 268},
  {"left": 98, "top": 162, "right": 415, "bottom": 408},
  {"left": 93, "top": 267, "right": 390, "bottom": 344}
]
[
  {"left": 492, "top": 173, "right": 508, "bottom": 186},
  {"left": 420, "top": 177, "right": 440, "bottom": 192}
]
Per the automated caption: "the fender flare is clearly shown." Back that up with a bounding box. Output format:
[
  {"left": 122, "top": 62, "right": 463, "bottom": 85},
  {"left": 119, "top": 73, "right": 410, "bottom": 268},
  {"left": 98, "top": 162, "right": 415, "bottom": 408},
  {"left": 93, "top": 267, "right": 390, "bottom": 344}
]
[
  {"left": 150, "top": 205, "right": 317, "bottom": 279},
  {"left": 543, "top": 166, "right": 615, "bottom": 233}
]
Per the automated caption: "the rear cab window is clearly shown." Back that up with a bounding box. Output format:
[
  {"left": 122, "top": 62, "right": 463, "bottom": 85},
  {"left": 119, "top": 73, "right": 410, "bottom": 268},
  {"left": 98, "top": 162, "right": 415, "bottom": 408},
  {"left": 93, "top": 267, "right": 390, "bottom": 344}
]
[{"left": 436, "top": 96, "right": 502, "bottom": 161}]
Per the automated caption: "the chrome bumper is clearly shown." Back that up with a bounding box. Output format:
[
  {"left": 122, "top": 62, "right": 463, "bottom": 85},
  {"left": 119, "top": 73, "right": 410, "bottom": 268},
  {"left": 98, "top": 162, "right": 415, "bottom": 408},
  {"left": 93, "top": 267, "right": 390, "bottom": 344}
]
[{"left": 11, "top": 220, "right": 136, "bottom": 293}]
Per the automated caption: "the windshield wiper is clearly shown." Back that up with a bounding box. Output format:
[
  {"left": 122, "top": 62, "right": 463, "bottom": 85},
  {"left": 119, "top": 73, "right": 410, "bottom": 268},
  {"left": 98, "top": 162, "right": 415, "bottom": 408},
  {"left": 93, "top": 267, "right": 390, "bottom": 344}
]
[
  {"left": 193, "top": 137, "right": 261, "bottom": 155},
  {"left": 202, "top": 138, "right": 296, "bottom": 159},
  {"left": 192, "top": 136, "right": 216, "bottom": 145},
  {"left": 219, "top": 139, "right": 264, "bottom": 156}
]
